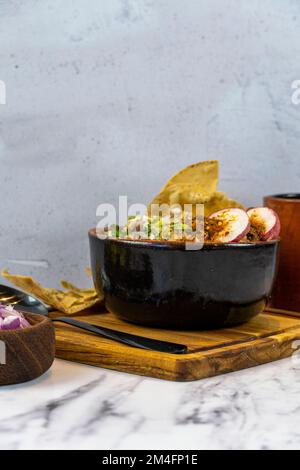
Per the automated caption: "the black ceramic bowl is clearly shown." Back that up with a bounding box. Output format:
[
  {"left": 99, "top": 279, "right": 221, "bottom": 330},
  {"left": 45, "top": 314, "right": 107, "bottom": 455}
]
[{"left": 89, "top": 229, "right": 279, "bottom": 329}]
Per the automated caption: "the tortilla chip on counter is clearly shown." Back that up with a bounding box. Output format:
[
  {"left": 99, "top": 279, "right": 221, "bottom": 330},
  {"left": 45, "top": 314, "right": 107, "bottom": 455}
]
[{"left": 1, "top": 269, "right": 103, "bottom": 315}]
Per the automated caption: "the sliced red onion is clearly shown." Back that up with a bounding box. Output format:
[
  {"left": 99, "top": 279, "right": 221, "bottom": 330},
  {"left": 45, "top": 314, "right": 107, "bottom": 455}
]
[
  {"left": 2, "top": 316, "right": 22, "bottom": 330},
  {"left": 0, "top": 304, "right": 31, "bottom": 330},
  {"left": 0, "top": 305, "right": 15, "bottom": 318}
]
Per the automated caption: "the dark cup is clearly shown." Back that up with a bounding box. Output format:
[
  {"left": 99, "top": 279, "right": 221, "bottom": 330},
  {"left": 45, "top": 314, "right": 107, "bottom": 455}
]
[
  {"left": 89, "top": 229, "right": 279, "bottom": 329},
  {"left": 264, "top": 194, "right": 300, "bottom": 312}
]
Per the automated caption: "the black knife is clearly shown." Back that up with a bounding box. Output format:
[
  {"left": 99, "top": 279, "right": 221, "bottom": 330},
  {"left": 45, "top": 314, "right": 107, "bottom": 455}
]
[{"left": 53, "top": 316, "right": 188, "bottom": 355}]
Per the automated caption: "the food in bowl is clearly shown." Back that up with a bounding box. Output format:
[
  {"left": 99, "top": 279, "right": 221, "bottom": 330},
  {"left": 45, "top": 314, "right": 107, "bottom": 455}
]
[
  {"left": 90, "top": 160, "right": 281, "bottom": 329},
  {"left": 0, "top": 304, "right": 31, "bottom": 330},
  {"left": 104, "top": 206, "right": 280, "bottom": 244},
  {"left": 99, "top": 161, "right": 280, "bottom": 245}
]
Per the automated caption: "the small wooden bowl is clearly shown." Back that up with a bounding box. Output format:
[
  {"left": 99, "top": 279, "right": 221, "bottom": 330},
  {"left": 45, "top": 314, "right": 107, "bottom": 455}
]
[{"left": 0, "top": 313, "right": 55, "bottom": 386}]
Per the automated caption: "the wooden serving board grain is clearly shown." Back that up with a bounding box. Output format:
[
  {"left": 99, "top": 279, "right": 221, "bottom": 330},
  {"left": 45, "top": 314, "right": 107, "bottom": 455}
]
[{"left": 51, "top": 307, "right": 300, "bottom": 381}]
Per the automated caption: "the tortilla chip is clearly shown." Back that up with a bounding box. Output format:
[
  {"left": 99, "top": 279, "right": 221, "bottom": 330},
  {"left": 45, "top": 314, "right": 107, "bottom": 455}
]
[
  {"left": 148, "top": 160, "right": 244, "bottom": 215},
  {"left": 1, "top": 269, "right": 103, "bottom": 315},
  {"left": 150, "top": 184, "right": 213, "bottom": 207},
  {"left": 204, "top": 191, "right": 245, "bottom": 216},
  {"left": 149, "top": 160, "right": 219, "bottom": 208},
  {"left": 159, "top": 160, "right": 219, "bottom": 194}
]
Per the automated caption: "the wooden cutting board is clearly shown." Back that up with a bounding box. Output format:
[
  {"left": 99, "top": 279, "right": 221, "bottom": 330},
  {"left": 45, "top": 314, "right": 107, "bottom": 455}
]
[{"left": 51, "top": 307, "right": 300, "bottom": 381}]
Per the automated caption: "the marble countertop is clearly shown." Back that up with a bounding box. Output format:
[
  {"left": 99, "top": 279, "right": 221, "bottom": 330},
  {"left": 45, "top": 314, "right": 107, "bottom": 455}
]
[{"left": 1, "top": 357, "right": 300, "bottom": 450}]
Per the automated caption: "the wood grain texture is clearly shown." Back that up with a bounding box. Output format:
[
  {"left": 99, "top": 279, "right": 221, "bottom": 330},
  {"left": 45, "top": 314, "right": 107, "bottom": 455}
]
[
  {"left": 0, "top": 313, "right": 55, "bottom": 386},
  {"left": 51, "top": 307, "right": 300, "bottom": 381},
  {"left": 264, "top": 195, "right": 300, "bottom": 312}
]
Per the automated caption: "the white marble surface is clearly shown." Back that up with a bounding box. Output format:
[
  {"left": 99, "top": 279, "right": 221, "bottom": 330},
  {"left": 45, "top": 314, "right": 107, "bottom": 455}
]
[
  {"left": 1, "top": 0, "right": 300, "bottom": 287},
  {"left": 1, "top": 357, "right": 300, "bottom": 450}
]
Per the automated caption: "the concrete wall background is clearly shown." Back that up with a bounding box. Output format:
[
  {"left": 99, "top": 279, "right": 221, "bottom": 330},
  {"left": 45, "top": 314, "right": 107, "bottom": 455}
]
[{"left": 0, "top": 0, "right": 299, "bottom": 287}]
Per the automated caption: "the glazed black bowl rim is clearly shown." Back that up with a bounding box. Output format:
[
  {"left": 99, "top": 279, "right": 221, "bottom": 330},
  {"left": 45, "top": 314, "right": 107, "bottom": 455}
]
[
  {"left": 266, "top": 193, "right": 300, "bottom": 201},
  {"left": 89, "top": 229, "right": 279, "bottom": 251}
]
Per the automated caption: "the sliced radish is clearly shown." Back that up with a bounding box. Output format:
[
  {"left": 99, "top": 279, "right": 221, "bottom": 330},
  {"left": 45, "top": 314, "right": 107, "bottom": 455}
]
[
  {"left": 208, "top": 208, "right": 250, "bottom": 243},
  {"left": 247, "top": 207, "right": 281, "bottom": 241}
]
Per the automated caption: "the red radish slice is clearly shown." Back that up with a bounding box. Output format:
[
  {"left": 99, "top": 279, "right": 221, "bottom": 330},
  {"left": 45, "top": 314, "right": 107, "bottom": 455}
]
[
  {"left": 247, "top": 207, "right": 281, "bottom": 241},
  {"left": 208, "top": 208, "right": 250, "bottom": 243}
]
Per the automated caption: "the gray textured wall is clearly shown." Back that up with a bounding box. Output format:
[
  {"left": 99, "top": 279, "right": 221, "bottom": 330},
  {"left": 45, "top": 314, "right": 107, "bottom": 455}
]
[{"left": 0, "top": 0, "right": 299, "bottom": 287}]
